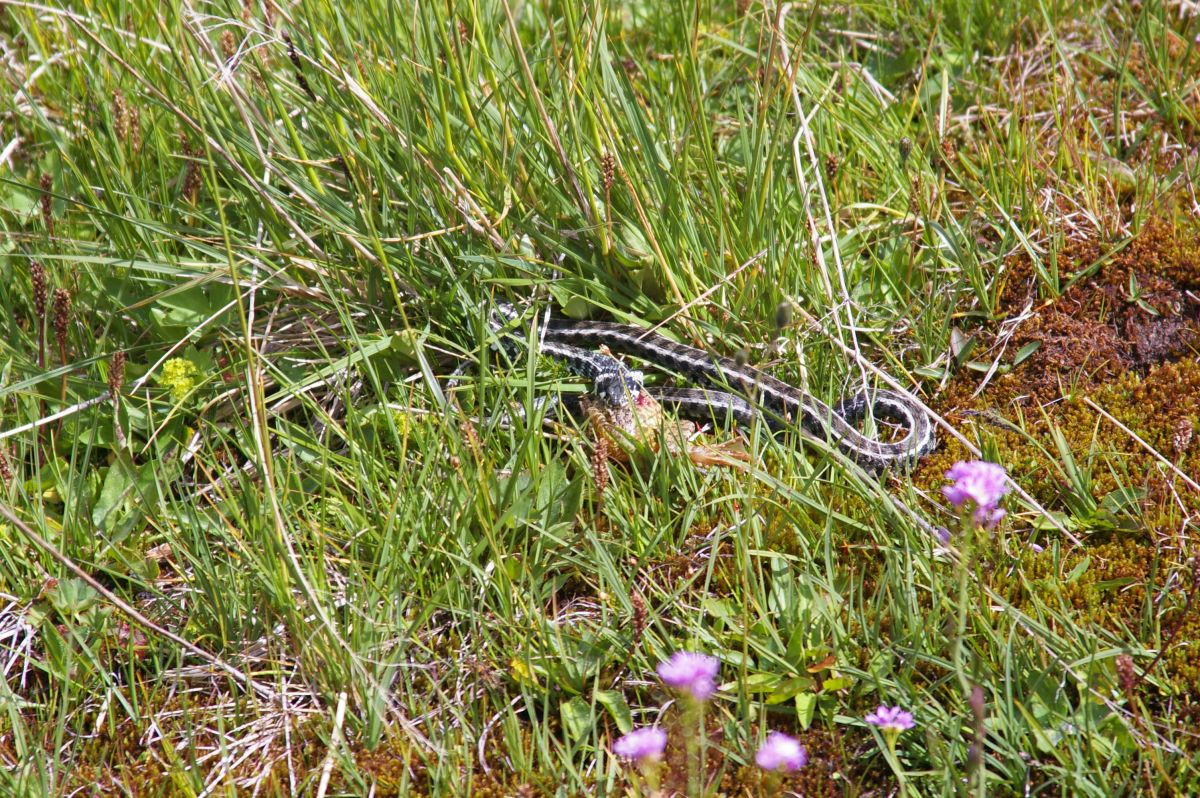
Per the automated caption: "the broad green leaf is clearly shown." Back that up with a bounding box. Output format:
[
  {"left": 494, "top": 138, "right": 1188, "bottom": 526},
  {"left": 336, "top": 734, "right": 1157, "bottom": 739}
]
[
  {"left": 595, "top": 690, "right": 632, "bottom": 734},
  {"left": 795, "top": 694, "right": 818, "bottom": 729},
  {"left": 560, "top": 697, "right": 593, "bottom": 743}
]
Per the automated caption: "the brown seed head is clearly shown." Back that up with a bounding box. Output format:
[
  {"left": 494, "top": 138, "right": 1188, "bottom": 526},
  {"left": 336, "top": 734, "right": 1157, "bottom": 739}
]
[
  {"left": 52, "top": 288, "right": 71, "bottom": 355},
  {"left": 221, "top": 29, "right": 237, "bottom": 61},
  {"left": 112, "top": 89, "right": 129, "bottom": 139},
  {"left": 601, "top": 152, "right": 616, "bottom": 193},
  {"left": 1115, "top": 653, "right": 1138, "bottom": 708},
  {"left": 40, "top": 173, "right": 54, "bottom": 238},
  {"left": 109, "top": 351, "right": 127, "bottom": 398},
  {"left": 284, "top": 32, "right": 316, "bottom": 102},
  {"left": 630, "top": 590, "right": 647, "bottom": 638},
  {"left": 129, "top": 106, "right": 142, "bottom": 152},
  {"left": 591, "top": 436, "right": 609, "bottom": 507},
  {"left": 939, "top": 137, "right": 957, "bottom": 167},
  {"left": 31, "top": 260, "right": 48, "bottom": 320},
  {"left": 180, "top": 133, "right": 202, "bottom": 203},
  {"left": 825, "top": 153, "right": 840, "bottom": 182},
  {"left": 111, "top": 89, "right": 142, "bottom": 152}
]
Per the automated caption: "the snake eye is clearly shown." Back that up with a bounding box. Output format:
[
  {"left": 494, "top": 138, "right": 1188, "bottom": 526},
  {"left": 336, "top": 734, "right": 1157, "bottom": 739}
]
[{"left": 593, "top": 370, "right": 642, "bottom": 406}]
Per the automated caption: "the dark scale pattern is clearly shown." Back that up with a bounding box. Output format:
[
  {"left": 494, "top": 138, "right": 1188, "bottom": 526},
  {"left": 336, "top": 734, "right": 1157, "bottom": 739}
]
[{"left": 490, "top": 302, "right": 936, "bottom": 469}]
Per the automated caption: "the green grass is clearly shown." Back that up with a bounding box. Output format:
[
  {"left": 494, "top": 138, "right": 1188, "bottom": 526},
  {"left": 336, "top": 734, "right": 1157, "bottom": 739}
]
[{"left": 2, "top": 0, "right": 1199, "bottom": 795}]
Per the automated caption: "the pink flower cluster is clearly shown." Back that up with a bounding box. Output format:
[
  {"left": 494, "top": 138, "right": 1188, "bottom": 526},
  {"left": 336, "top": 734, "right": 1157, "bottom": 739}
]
[
  {"left": 865, "top": 704, "right": 916, "bottom": 732},
  {"left": 754, "top": 731, "right": 807, "bottom": 772},
  {"left": 943, "top": 460, "right": 1010, "bottom": 527},
  {"left": 613, "top": 651, "right": 810, "bottom": 775},
  {"left": 612, "top": 726, "right": 667, "bottom": 763},
  {"left": 611, "top": 655, "right": 920, "bottom": 781},
  {"left": 656, "top": 651, "right": 720, "bottom": 701}
]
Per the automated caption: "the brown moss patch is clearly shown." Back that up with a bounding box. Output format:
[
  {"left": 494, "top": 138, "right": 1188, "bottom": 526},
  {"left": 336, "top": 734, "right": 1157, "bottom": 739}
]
[
  {"left": 42, "top": 698, "right": 333, "bottom": 798},
  {"left": 348, "top": 727, "right": 562, "bottom": 797},
  {"left": 919, "top": 219, "right": 1200, "bottom": 698},
  {"left": 347, "top": 734, "right": 430, "bottom": 796},
  {"left": 991, "top": 219, "right": 1200, "bottom": 403},
  {"left": 720, "top": 726, "right": 855, "bottom": 797}
]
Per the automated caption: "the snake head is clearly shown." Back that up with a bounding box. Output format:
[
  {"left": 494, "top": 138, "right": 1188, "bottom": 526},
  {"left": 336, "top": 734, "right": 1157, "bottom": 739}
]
[{"left": 593, "top": 368, "right": 644, "bottom": 407}]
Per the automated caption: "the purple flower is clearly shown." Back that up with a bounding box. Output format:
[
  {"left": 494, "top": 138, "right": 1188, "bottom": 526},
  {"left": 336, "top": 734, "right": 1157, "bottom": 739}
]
[
  {"left": 657, "top": 651, "right": 719, "bottom": 701},
  {"left": 943, "top": 461, "right": 1010, "bottom": 527},
  {"left": 613, "top": 727, "right": 667, "bottom": 763},
  {"left": 754, "top": 731, "right": 808, "bottom": 772},
  {"left": 865, "top": 705, "right": 916, "bottom": 733}
]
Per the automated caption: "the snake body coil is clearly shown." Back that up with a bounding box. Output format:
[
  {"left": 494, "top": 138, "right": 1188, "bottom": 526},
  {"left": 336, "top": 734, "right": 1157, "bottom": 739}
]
[{"left": 491, "top": 303, "right": 935, "bottom": 469}]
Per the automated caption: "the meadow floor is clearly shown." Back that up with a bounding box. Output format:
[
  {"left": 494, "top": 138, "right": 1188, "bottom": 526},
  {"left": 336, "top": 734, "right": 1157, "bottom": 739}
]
[{"left": 2, "top": 0, "right": 1199, "bottom": 795}]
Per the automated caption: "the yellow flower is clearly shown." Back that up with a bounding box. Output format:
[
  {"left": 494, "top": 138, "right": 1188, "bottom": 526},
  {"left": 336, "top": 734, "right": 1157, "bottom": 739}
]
[{"left": 159, "top": 358, "right": 201, "bottom": 403}]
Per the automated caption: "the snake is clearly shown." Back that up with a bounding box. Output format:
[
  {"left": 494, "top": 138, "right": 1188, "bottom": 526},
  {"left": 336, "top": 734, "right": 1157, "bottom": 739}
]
[{"left": 489, "top": 302, "right": 936, "bottom": 469}]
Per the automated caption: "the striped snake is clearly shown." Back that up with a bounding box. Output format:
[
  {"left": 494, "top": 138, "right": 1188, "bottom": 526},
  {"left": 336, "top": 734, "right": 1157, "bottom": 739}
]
[{"left": 490, "top": 302, "right": 935, "bottom": 469}]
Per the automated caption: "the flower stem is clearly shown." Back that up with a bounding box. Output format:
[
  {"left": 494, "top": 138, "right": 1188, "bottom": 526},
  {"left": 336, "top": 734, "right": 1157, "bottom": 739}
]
[
  {"left": 684, "top": 699, "right": 705, "bottom": 797},
  {"left": 882, "top": 735, "right": 909, "bottom": 798}
]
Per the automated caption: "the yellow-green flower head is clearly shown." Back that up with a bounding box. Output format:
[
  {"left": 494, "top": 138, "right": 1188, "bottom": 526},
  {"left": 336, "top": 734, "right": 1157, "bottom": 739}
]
[{"left": 159, "top": 358, "right": 201, "bottom": 403}]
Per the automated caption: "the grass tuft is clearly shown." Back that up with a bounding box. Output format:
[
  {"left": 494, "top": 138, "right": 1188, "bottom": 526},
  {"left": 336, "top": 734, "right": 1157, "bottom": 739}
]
[{"left": 2, "top": 0, "right": 1199, "bottom": 795}]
